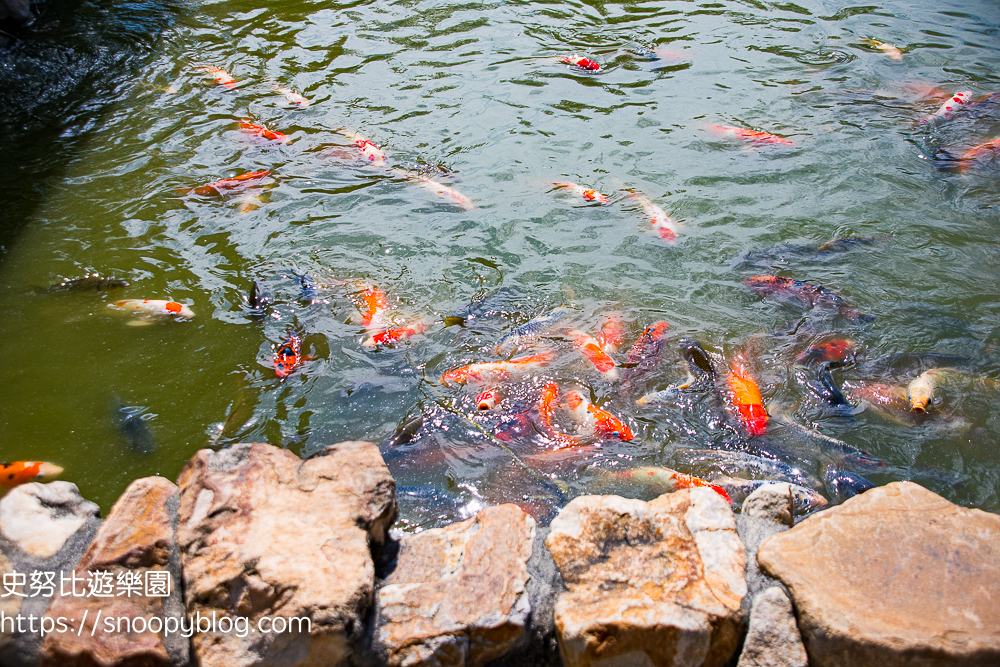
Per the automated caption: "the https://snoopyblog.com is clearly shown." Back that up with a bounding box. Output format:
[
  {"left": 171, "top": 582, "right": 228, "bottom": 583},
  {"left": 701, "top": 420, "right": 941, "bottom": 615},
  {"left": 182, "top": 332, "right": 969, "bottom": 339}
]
[{"left": 2, "top": 569, "right": 312, "bottom": 638}]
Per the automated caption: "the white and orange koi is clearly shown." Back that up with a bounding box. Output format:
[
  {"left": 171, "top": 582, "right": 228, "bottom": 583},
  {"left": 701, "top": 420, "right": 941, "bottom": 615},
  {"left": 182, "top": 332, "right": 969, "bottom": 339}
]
[
  {"left": 201, "top": 66, "right": 236, "bottom": 89},
  {"left": 559, "top": 55, "right": 600, "bottom": 71},
  {"left": 109, "top": 299, "right": 194, "bottom": 325},
  {"left": 598, "top": 316, "right": 625, "bottom": 353},
  {"left": 339, "top": 131, "right": 386, "bottom": 166},
  {"left": 867, "top": 39, "right": 903, "bottom": 61},
  {"left": 537, "top": 382, "right": 585, "bottom": 448},
  {"left": 476, "top": 387, "right": 502, "bottom": 411},
  {"left": 596, "top": 466, "right": 732, "bottom": 502},
  {"left": 564, "top": 390, "right": 634, "bottom": 441},
  {"left": 553, "top": 181, "right": 610, "bottom": 205},
  {"left": 0, "top": 462, "right": 63, "bottom": 493},
  {"left": 275, "top": 86, "right": 310, "bottom": 108},
  {"left": 403, "top": 172, "right": 474, "bottom": 210},
  {"left": 440, "top": 352, "right": 554, "bottom": 387},
  {"left": 363, "top": 320, "right": 426, "bottom": 349},
  {"left": 571, "top": 329, "right": 618, "bottom": 379},
  {"left": 629, "top": 191, "right": 679, "bottom": 243},
  {"left": 708, "top": 125, "right": 794, "bottom": 146},
  {"left": 918, "top": 91, "right": 972, "bottom": 124}
]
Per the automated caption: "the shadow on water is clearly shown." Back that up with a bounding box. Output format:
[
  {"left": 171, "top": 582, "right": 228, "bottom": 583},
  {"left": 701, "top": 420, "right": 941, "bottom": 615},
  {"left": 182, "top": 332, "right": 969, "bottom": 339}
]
[{"left": 0, "top": 0, "right": 183, "bottom": 257}]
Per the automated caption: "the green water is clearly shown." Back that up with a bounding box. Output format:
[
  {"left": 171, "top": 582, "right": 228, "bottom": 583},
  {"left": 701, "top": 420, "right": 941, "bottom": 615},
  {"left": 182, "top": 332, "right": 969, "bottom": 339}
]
[{"left": 0, "top": 0, "right": 998, "bottom": 524}]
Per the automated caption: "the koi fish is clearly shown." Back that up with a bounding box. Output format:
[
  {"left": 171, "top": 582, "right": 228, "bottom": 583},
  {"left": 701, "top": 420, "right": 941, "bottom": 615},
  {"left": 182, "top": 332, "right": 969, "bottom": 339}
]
[
  {"left": 476, "top": 388, "right": 501, "bottom": 411},
  {"left": 957, "top": 137, "right": 1000, "bottom": 173},
  {"left": 113, "top": 400, "right": 155, "bottom": 454},
  {"left": 560, "top": 55, "right": 600, "bottom": 71},
  {"left": 674, "top": 448, "right": 823, "bottom": 490},
  {"left": 338, "top": 131, "right": 386, "bottom": 166},
  {"left": 571, "top": 329, "right": 618, "bottom": 379},
  {"left": 709, "top": 476, "right": 827, "bottom": 514},
  {"left": 201, "top": 66, "right": 236, "bottom": 89},
  {"left": 274, "top": 333, "right": 302, "bottom": 378},
  {"left": 844, "top": 381, "right": 924, "bottom": 426},
  {"left": 440, "top": 352, "right": 555, "bottom": 387},
  {"left": 917, "top": 91, "right": 972, "bottom": 124},
  {"left": 239, "top": 122, "right": 289, "bottom": 143},
  {"left": 680, "top": 338, "right": 717, "bottom": 382},
  {"left": 824, "top": 466, "right": 874, "bottom": 503},
  {"left": 907, "top": 368, "right": 961, "bottom": 413},
  {"left": 406, "top": 173, "right": 474, "bottom": 210},
  {"left": 354, "top": 284, "right": 391, "bottom": 328},
  {"left": 292, "top": 268, "right": 320, "bottom": 304},
  {"left": 728, "top": 353, "right": 767, "bottom": 436},
  {"left": 868, "top": 39, "right": 903, "bottom": 61},
  {"left": 773, "top": 412, "right": 884, "bottom": 469},
  {"left": 248, "top": 280, "right": 271, "bottom": 315},
  {"left": 596, "top": 466, "right": 731, "bottom": 502},
  {"left": 708, "top": 125, "right": 794, "bottom": 146},
  {"left": 564, "top": 390, "right": 634, "bottom": 440},
  {"left": 275, "top": 86, "right": 310, "bottom": 108},
  {"left": 537, "top": 382, "right": 585, "bottom": 447},
  {"left": 804, "top": 364, "right": 850, "bottom": 408},
  {"left": 363, "top": 320, "right": 426, "bottom": 348},
  {"left": 109, "top": 299, "right": 194, "bottom": 324},
  {"left": 625, "top": 321, "right": 670, "bottom": 365},
  {"left": 0, "top": 462, "right": 64, "bottom": 492},
  {"left": 46, "top": 274, "right": 128, "bottom": 293},
  {"left": 744, "top": 275, "right": 873, "bottom": 323},
  {"left": 494, "top": 306, "right": 569, "bottom": 356},
  {"left": 188, "top": 171, "right": 271, "bottom": 196},
  {"left": 553, "top": 181, "right": 610, "bottom": 205},
  {"left": 598, "top": 316, "right": 625, "bottom": 353},
  {"left": 795, "top": 339, "right": 854, "bottom": 366},
  {"left": 629, "top": 192, "right": 678, "bottom": 242}
]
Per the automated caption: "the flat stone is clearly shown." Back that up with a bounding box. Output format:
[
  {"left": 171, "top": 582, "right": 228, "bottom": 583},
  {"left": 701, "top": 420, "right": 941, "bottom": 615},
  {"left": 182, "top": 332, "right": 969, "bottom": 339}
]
[
  {"left": 741, "top": 483, "right": 794, "bottom": 527},
  {"left": 0, "top": 482, "right": 100, "bottom": 559},
  {"left": 546, "top": 489, "right": 746, "bottom": 667},
  {"left": 376, "top": 504, "right": 535, "bottom": 667},
  {"left": 40, "top": 476, "right": 187, "bottom": 667},
  {"left": 178, "top": 441, "right": 397, "bottom": 667},
  {"left": 736, "top": 587, "right": 807, "bottom": 667},
  {"left": 758, "top": 481, "right": 1000, "bottom": 666}
]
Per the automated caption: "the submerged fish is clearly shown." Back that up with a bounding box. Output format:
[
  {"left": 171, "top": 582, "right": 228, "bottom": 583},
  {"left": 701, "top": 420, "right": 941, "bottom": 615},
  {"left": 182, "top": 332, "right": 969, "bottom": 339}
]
[
  {"left": 494, "top": 306, "right": 569, "bottom": 356},
  {"left": 239, "top": 122, "right": 289, "bottom": 143},
  {"left": 113, "top": 400, "right": 155, "bottom": 454},
  {"left": 440, "top": 352, "right": 555, "bottom": 387},
  {"left": 824, "top": 466, "right": 875, "bottom": 503},
  {"left": 0, "top": 461, "right": 63, "bottom": 493},
  {"left": 598, "top": 316, "right": 625, "bottom": 353},
  {"left": 571, "top": 329, "right": 618, "bottom": 379},
  {"left": 406, "top": 173, "right": 474, "bottom": 210},
  {"left": 795, "top": 339, "right": 854, "bottom": 366},
  {"left": 736, "top": 235, "right": 891, "bottom": 268},
  {"left": 865, "top": 38, "right": 903, "bottom": 61},
  {"left": 382, "top": 414, "right": 424, "bottom": 449},
  {"left": 708, "top": 125, "right": 793, "bottom": 146},
  {"left": 564, "top": 389, "right": 634, "bottom": 441},
  {"left": 709, "top": 475, "right": 827, "bottom": 514},
  {"left": 188, "top": 171, "right": 271, "bottom": 196},
  {"left": 728, "top": 353, "right": 768, "bottom": 437},
  {"left": 805, "top": 364, "right": 851, "bottom": 407},
  {"left": 955, "top": 137, "right": 1000, "bottom": 173},
  {"left": 744, "top": 275, "right": 873, "bottom": 323},
  {"left": 447, "top": 286, "right": 524, "bottom": 325},
  {"left": 201, "top": 65, "right": 236, "bottom": 88},
  {"left": 621, "top": 322, "right": 671, "bottom": 391},
  {"left": 274, "top": 333, "right": 303, "bottom": 378},
  {"left": 629, "top": 192, "right": 678, "bottom": 243},
  {"left": 536, "top": 382, "right": 585, "bottom": 448},
  {"left": 596, "top": 466, "right": 731, "bottom": 502},
  {"left": 560, "top": 55, "right": 600, "bottom": 71},
  {"left": 248, "top": 280, "right": 271, "bottom": 314},
  {"left": 291, "top": 268, "right": 320, "bottom": 303},
  {"left": 917, "top": 91, "right": 971, "bottom": 124},
  {"left": 774, "top": 414, "right": 885, "bottom": 469},
  {"left": 815, "top": 235, "right": 892, "bottom": 254},
  {"left": 46, "top": 274, "right": 129, "bottom": 293},
  {"left": 274, "top": 86, "right": 310, "bottom": 107},
  {"left": 363, "top": 320, "right": 426, "bottom": 349},
  {"left": 109, "top": 299, "right": 194, "bottom": 324},
  {"left": 553, "top": 181, "right": 610, "bottom": 205},
  {"left": 675, "top": 448, "right": 823, "bottom": 490}
]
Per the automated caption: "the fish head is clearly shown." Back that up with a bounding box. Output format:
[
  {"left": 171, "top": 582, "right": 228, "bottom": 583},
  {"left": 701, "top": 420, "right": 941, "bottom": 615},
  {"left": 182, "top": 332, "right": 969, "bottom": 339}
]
[
  {"left": 36, "top": 463, "right": 64, "bottom": 483},
  {"left": 790, "top": 487, "right": 828, "bottom": 514},
  {"left": 477, "top": 389, "right": 500, "bottom": 411},
  {"left": 908, "top": 385, "right": 932, "bottom": 413}
]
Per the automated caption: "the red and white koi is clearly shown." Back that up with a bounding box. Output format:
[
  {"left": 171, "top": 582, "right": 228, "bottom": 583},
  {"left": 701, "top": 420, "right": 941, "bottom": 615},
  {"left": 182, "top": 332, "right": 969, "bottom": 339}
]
[
  {"left": 402, "top": 172, "right": 474, "bottom": 210},
  {"left": 564, "top": 390, "right": 634, "bottom": 441},
  {"left": 274, "top": 86, "right": 310, "bottom": 108},
  {"left": 918, "top": 91, "right": 972, "bottom": 124},
  {"left": 476, "top": 387, "right": 502, "bottom": 411},
  {"left": 598, "top": 316, "right": 625, "bottom": 353},
  {"left": 339, "top": 131, "right": 386, "bottom": 166},
  {"left": 0, "top": 461, "right": 63, "bottom": 493},
  {"left": 440, "top": 352, "right": 555, "bottom": 387},
  {"left": 708, "top": 125, "right": 793, "bottom": 146},
  {"left": 363, "top": 320, "right": 426, "bottom": 349},
  {"left": 553, "top": 181, "right": 610, "bottom": 205},
  {"left": 186, "top": 171, "right": 272, "bottom": 196},
  {"left": 201, "top": 66, "right": 236, "bottom": 89},
  {"left": 239, "top": 122, "right": 289, "bottom": 143},
  {"left": 596, "top": 466, "right": 732, "bottom": 502},
  {"left": 571, "top": 329, "right": 618, "bottom": 379},
  {"left": 560, "top": 55, "right": 600, "bottom": 71},
  {"left": 629, "top": 192, "right": 679, "bottom": 243},
  {"left": 109, "top": 299, "right": 194, "bottom": 324}
]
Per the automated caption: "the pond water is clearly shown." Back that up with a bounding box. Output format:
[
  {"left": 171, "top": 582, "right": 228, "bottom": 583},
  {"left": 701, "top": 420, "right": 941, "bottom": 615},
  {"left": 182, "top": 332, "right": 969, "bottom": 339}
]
[{"left": 0, "top": 0, "right": 998, "bottom": 528}]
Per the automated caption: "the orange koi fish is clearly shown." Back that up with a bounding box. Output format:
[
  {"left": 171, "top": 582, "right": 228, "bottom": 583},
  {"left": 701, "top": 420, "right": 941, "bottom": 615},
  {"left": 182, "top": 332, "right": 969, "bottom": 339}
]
[
  {"left": 553, "top": 181, "right": 610, "bottom": 205},
  {"left": 918, "top": 91, "right": 972, "bottom": 124},
  {"left": 571, "top": 329, "right": 618, "bottom": 379},
  {"left": 957, "top": 137, "right": 1000, "bottom": 173},
  {"left": 275, "top": 86, "right": 310, "bottom": 108},
  {"left": 353, "top": 284, "right": 391, "bottom": 327},
  {"left": 625, "top": 321, "right": 670, "bottom": 364},
  {"left": 597, "top": 466, "right": 731, "bottom": 502},
  {"left": 795, "top": 339, "right": 854, "bottom": 366},
  {"left": 189, "top": 170, "right": 271, "bottom": 196},
  {"left": 274, "top": 333, "right": 302, "bottom": 378},
  {"left": 728, "top": 353, "right": 768, "bottom": 436},
  {"left": 598, "top": 316, "right": 625, "bottom": 353},
  {"left": 708, "top": 125, "right": 793, "bottom": 146},
  {"left": 363, "top": 320, "right": 426, "bottom": 349},
  {"left": 0, "top": 462, "right": 63, "bottom": 493},
  {"left": 866, "top": 38, "right": 903, "bottom": 61},
  {"left": 629, "top": 192, "right": 678, "bottom": 243},
  {"left": 239, "top": 122, "right": 289, "bottom": 143},
  {"left": 560, "top": 55, "right": 600, "bottom": 71},
  {"left": 440, "top": 352, "right": 554, "bottom": 387},
  {"left": 404, "top": 172, "right": 474, "bottom": 210},
  {"left": 537, "top": 382, "right": 585, "bottom": 448},
  {"left": 201, "top": 66, "right": 236, "bottom": 89},
  {"left": 564, "top": 390, "right": 634, "bottom": 441}
]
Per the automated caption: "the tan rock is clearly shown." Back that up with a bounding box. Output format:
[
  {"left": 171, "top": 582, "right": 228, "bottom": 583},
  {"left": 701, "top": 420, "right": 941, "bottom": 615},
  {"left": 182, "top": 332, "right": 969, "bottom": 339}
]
[
  {"left": 741, "top": 483, "right": 794, "bottom": 527},
  {"left": 376, "top": 504, "right": 535, "bottom": 667},
  {"left": 758, "top": 481, "right": 1000, "bottom": 666},
  {"left": 0, "top": 552, "right": 20, "bottom": 654},
  {"left": 178, "top": 441, "right": 397, "bottom": 667},
  {"left": 0, "top": 482, "right": 100, "bottom": 559},
  {"left": 736, "top": 587, "right": 807, "bottom": 667},
  {"left": 546, "top": 489, "right": 746, "bottom": 667},
  {"left": 40, "top": 476, "right": 187, "bottom": 667}
]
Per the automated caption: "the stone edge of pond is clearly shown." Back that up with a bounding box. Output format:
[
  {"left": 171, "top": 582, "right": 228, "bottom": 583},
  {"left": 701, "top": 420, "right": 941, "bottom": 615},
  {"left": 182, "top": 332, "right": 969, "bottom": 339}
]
[{"left": 0, "top": 441, "right": 997, "bottom": 667}]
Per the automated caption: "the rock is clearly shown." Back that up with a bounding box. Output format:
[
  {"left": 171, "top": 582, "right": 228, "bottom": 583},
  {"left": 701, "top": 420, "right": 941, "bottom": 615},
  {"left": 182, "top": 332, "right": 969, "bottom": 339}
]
[
  {"left": 736, "top": 587, "right": 807, "bottom": 667},
  {"left": 40, "top": 476, "right": 187, "bottom": 667},
  {"left": 741, "top": 483, "right": 794, "bottom": 527},
  {"left": 546, "top": 490, "right": 746, "bottom": 667},
  {"left": 0, "top": 482, "right": 101, "bottom": 559},
  {"left": 0, "top": 482, "right": 101, "bottom": 667},
  {"left": 375, "top": 504, "right": 535, "bottom": 667},
  {"left": 178, "top": 441, "right": 397, "bottom": 667},
  {"left": 0, "top": 0, "right": 33, "bottom": 27},
  {"left": 735, "top": 514, "right": 787, "bottom": 618},
  {"left": 758, "top": 481, "right": 1000, "bottom": 666}
]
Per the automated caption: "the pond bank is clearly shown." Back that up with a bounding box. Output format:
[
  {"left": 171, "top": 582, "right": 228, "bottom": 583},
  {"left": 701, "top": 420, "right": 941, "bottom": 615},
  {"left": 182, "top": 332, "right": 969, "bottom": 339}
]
[{"left": 1, "top": 441, "right": 997, "bottom": 667}]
